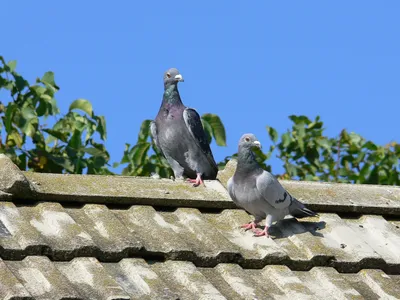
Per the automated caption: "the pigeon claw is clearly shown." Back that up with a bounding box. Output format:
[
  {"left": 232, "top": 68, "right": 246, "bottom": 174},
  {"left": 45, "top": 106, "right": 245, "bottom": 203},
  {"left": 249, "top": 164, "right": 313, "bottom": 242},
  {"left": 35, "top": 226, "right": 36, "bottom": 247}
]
[
  {"left": 254, "top": 226, "right": 270, "bottom": 238},
  {"left": 240, "top": 222, "right": 258, "bottom": 232},
  {"left": 187, "top": 173, "right": 204, "bottom": 187}
]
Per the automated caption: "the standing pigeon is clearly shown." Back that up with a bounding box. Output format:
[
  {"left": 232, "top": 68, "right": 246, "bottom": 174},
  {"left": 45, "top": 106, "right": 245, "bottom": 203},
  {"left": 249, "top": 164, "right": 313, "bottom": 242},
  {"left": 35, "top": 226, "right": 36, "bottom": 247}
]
[
  {"left": 150, "top": 68, "right": 218, "bottom": 187},
  {"left": 228, "top": 133, "right": 317, "bottom": 237}
]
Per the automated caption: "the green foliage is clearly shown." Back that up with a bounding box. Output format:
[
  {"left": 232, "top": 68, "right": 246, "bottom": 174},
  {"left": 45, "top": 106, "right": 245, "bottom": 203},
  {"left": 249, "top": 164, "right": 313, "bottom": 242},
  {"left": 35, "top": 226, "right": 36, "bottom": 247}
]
[
  {"left": 114, "top": 120, "right": 173, "bottom": 178},
  {"left": 1, "top": 56, "right": 398, "bottom": 185},
  {"left": 0, "top": 56, "right": 111, "bottom": 174},
  {"left": 115, "top": 115, "right": 227, "bottom": 177},
  {"left": 246, "top": 115, "right": 399, "bottom": 185},
  {"left": 201, "top": 113, "right": 227, "bottom": 146}
]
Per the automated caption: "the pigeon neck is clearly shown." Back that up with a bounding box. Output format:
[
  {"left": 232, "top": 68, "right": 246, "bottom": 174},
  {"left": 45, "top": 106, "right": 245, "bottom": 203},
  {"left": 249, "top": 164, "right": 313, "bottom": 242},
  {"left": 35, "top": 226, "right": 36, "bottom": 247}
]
[
  {"left": 236, "top": 148, "right": 261, "bottom": 174},
  {"left": 162, "top": 83, "right": 183, "bottom": 106}
]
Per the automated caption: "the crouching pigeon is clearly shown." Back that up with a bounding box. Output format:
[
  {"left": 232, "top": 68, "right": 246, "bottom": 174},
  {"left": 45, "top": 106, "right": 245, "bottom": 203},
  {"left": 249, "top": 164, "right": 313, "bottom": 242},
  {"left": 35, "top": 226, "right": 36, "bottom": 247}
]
[
  {"left": 228, "top": 133, "right": 317, "bottom": 237},
  {"left": 150, "top": 68, "right": 218, "bottom": 187}
]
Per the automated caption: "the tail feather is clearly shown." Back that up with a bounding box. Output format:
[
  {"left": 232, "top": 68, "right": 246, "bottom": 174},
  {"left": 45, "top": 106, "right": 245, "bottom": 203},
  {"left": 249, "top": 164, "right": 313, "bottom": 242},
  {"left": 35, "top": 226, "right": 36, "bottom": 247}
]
[{"left": 289, "top": 198, "right": 318, "bottom": 218}]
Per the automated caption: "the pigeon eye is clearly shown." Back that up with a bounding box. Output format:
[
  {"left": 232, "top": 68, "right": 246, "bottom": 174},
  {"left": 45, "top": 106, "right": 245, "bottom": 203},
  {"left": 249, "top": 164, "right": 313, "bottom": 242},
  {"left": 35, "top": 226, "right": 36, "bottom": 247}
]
[
  {"left": 166, "top": 73, "right": 171, "bottom": 78},
  {"left": 245, "top": 137, "right": 250, "bottom": 142}
]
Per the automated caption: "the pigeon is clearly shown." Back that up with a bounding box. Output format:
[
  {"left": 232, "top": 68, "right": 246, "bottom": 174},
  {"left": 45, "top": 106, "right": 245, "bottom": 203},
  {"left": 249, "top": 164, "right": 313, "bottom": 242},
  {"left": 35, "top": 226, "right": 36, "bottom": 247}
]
[
  {"left": 150, "top": 68, "right": 218, "bottom": 187},
  {"left": 227, "top": 133, "right": 317, "bottom": 237}
]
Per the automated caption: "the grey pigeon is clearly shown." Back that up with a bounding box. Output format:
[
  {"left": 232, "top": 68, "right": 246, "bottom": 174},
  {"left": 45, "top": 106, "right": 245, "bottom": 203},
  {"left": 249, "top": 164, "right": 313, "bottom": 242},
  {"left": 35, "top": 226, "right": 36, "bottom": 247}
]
[
  {"left": 150, "top": 68, "right": 218, "bottom": 187},
  {"left": 228, "top": 133, "right": 317, "bottom": 237}
]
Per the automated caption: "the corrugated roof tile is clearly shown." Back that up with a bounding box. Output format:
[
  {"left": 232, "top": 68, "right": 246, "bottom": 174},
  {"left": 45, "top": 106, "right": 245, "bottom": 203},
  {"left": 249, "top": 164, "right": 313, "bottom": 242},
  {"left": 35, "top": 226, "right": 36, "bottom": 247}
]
[
  {"left": 203, "top": 209, "right": 288, "bottom": 263},
  {"left": 316, "top": 213, "right": 382, "bottom": 267},
  {"left": 19, "top": 203, "right": 97, "bottom": 260},
  {"left": 0, "top": 202, "right": 48, "bottom": 259},
  {"left": 0, "top": 258, "right": 32, "bottom": 300},
  {"left": 2, "top": 202, "right": 400, "bottom": 272},
  {"left": 101, "top": 258, "right": 178, "bottom": 300},
  {"left": 208, "top": 263, "right": 276, "bottom": 299},
  {"left": 56, "top": 257, "right": 131, "bottom": 300},
  {"left": 171, "top": 208, "right": 240, "bottom": 261},
  {"left": 357, "top": 269, "right": 400, "bottom": 299},
  {"left": 264, "top": 265, "right": 319, "bottom": 299},
  {"left": 1, "top": 157, "right": 400, "bottom": 298},
  {"left": 345, "top": 215, "right": 400, "bottom": 265},
  {"left": 1, "top": 256, "right": 400, "bottom": 299},
  {"left": 5, "top": 256, "right": 81, "bottom": 299},
  {"left": 114, "top": 206, "right": 194, "bottom": 258},
  {"left": 303, "top": 267, "right": 364, "bottom": 299},
  {"left": 152, "top": 260, "right": 227, "bottom": 300},
  {"left": 66, "top": 204, "right": 142, "bottom": 260}
]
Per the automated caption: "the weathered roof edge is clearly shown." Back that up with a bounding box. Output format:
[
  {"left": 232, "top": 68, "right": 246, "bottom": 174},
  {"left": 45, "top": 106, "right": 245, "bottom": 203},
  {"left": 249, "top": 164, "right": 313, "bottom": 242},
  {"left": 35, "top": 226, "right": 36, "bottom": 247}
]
[
  {"left": 1, "top": 155, "right": 400, "bottom": 215},
  {"left": 0, "top": 154, "right": 37, "bottom": 200}
]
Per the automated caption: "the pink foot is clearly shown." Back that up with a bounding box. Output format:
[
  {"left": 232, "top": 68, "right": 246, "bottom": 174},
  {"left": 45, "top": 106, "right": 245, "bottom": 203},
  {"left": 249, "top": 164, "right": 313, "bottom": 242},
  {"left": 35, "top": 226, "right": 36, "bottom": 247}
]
[
  {"left": 241, "top": 222, "right": 258, "bottom": 232},
  {"left": 187, "top": 173, "right": 204, "bottom": 187},
  {"left": 254, "top": 226, "right": 270, "bottom": 238}
]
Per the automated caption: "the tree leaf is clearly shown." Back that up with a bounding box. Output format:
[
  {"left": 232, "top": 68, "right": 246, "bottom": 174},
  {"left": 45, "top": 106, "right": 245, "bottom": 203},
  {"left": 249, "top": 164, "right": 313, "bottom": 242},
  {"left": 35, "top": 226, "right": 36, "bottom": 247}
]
[
  {"left": 88, "top": 155, "right": 107, "bottom": 169},
  {"left": 31, "top": 85, "right": 46, "bottom": 96},
  {"left": 295, "top": 124, "right": 306, "bottom": 139},
  {"left": 266, "top": 126, "right": 278, "bottom": 143},
  {"left": 201, "top": 113, "right": 226, "bottom": 146},
  {"left": 69, "top": 99, "right": 93, "bottom": 117},
  {"left": 289, "top": 115, "right": 311, "bottom": 125},
  {"left": 21, "top": 117, "right": 37, "bottom": 137},
  {"left": 253, "top": 147, "right": 267, "bottom": 163},
  {"left": 120, "top": 143, "right": 131, "bottom": 164},
  {"left": 17, "top": 152, "right": 27, "bottom": 170},
  {"left": 285, "top": 163, "right": 298, "bottom": 177},
  {"left": 83, "top": 147, "right": 107, "bottom": 157},
  {"left": 43, "top": 129, "right": 69, "bottom": 142},
  {"left": 21, "top": 106, "right": 37, "bottom": 120},
  {"left": 308, "top": 117, "right": 323, "bottom": 130},
  {"left": 138, "top": 119, "right": 151, "bottom": 142},
  {"left": 281, "top": 132, "right": 291, "bottom": 148},
  {"left": 5, "top": 103, "right": 18, "bottom": 133},
  {"left": 133, "top": 142, "right": 151, "bottom": 166},
  {"left": 6, "top": 130, "right": 23, "bottom": 147},
  {"left": 67, "top": 129, "right": 82, "bottom": 150},
  {"left": 40, "top": 94, "right": 52, "bottom": 102},
  {"left": 7, "top": 60, "right": 17, "bottom": 72},
  {"left": 349, "top": 132, "right": 362, "bottom": 145},
  {"left": 317, "top": 138, "right": 331, "bottom": 150},
  {"left": 201, "top": 118, "right": 213, "bottom": 144},
  {"left": 47, "top": 155, "right": 74, "bottom": 173},
  {"left": 41, "top": 71, "right": 59, "bottom": 89},
  {"left": 362, "top": 141, "right": 378, "bottom": 151},
  {"left": 94, "top": 115, "right": 107, "bottom": 140}
]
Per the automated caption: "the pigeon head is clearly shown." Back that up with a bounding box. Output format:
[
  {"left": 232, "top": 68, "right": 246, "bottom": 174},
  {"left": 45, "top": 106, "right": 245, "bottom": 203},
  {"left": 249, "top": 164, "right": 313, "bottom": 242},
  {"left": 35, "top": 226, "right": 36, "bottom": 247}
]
[
  {"left": 164, "top": 68, "right": 184, "bottom": 86},
  {"left": 238, "top": 133, "right": 262, "bottom": 151}
]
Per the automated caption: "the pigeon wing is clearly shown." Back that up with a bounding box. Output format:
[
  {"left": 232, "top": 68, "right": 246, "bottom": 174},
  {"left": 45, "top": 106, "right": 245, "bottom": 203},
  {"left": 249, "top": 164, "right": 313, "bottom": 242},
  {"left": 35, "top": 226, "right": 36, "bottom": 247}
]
[
  {"left": 150, "top": 121, "right": 165, "bottom": 158},
  {"left": 183, "top": 108, "right": 218, "bottom": 172},
  {"left": 255, "top": 171, "right": 293, "bottom": 210}
]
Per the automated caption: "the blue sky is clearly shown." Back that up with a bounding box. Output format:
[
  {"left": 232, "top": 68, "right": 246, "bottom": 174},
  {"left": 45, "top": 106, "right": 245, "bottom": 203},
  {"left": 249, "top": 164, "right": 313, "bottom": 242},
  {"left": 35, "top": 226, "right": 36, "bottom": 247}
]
[{"left": 2, "top": 1, "right": 399, "bottom": 174}]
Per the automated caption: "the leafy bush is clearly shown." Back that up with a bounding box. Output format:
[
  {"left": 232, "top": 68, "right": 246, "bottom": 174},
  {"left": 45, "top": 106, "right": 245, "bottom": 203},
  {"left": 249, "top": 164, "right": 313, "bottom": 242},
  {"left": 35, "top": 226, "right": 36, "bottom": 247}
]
[
  {"left": 0, "top": 56, "right": 111, "bottom": 174},
  {"left": 263, "top": 115, "right": 399, "bottom": 185}
]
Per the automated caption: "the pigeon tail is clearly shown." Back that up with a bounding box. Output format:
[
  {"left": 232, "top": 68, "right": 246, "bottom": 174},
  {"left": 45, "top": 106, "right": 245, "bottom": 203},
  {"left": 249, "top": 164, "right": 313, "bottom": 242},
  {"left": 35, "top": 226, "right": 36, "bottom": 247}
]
[{"left": 289, "top": 199, "right": 318, "bottom": 218}]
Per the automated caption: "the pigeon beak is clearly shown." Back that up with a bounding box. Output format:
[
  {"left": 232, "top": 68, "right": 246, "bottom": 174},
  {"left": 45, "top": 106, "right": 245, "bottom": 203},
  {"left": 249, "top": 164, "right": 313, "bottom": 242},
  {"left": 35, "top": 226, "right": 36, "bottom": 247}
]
[
  {"left": 175, "top": 74, "right": 184, "bottom": 82},
  {"left": 253, "top": 140, "right": 262, "bottom": 149}
]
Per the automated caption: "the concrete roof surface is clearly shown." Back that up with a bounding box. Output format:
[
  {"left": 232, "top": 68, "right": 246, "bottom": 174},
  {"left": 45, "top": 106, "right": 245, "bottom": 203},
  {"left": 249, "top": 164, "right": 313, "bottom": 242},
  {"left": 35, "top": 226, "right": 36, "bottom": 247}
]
[
  {"left": 2, "top": 257, "right": 400, "bottom": 300},
  {"left": 1, "top": 155, "right": 400, "bottom": 299}
]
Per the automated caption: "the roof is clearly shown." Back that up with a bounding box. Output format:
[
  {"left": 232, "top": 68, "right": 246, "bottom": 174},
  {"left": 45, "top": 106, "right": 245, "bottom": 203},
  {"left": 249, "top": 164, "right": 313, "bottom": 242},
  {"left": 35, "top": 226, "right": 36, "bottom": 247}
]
[{"left": 1, "top": 154, "right": 400, "bottom": 299}]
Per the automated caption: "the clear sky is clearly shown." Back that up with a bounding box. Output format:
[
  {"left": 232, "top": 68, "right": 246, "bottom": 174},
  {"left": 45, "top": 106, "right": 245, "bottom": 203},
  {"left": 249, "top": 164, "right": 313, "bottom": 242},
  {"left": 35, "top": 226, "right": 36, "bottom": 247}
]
[{"left": 2, "top": 1, "right": 399, "bottom": 174}]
